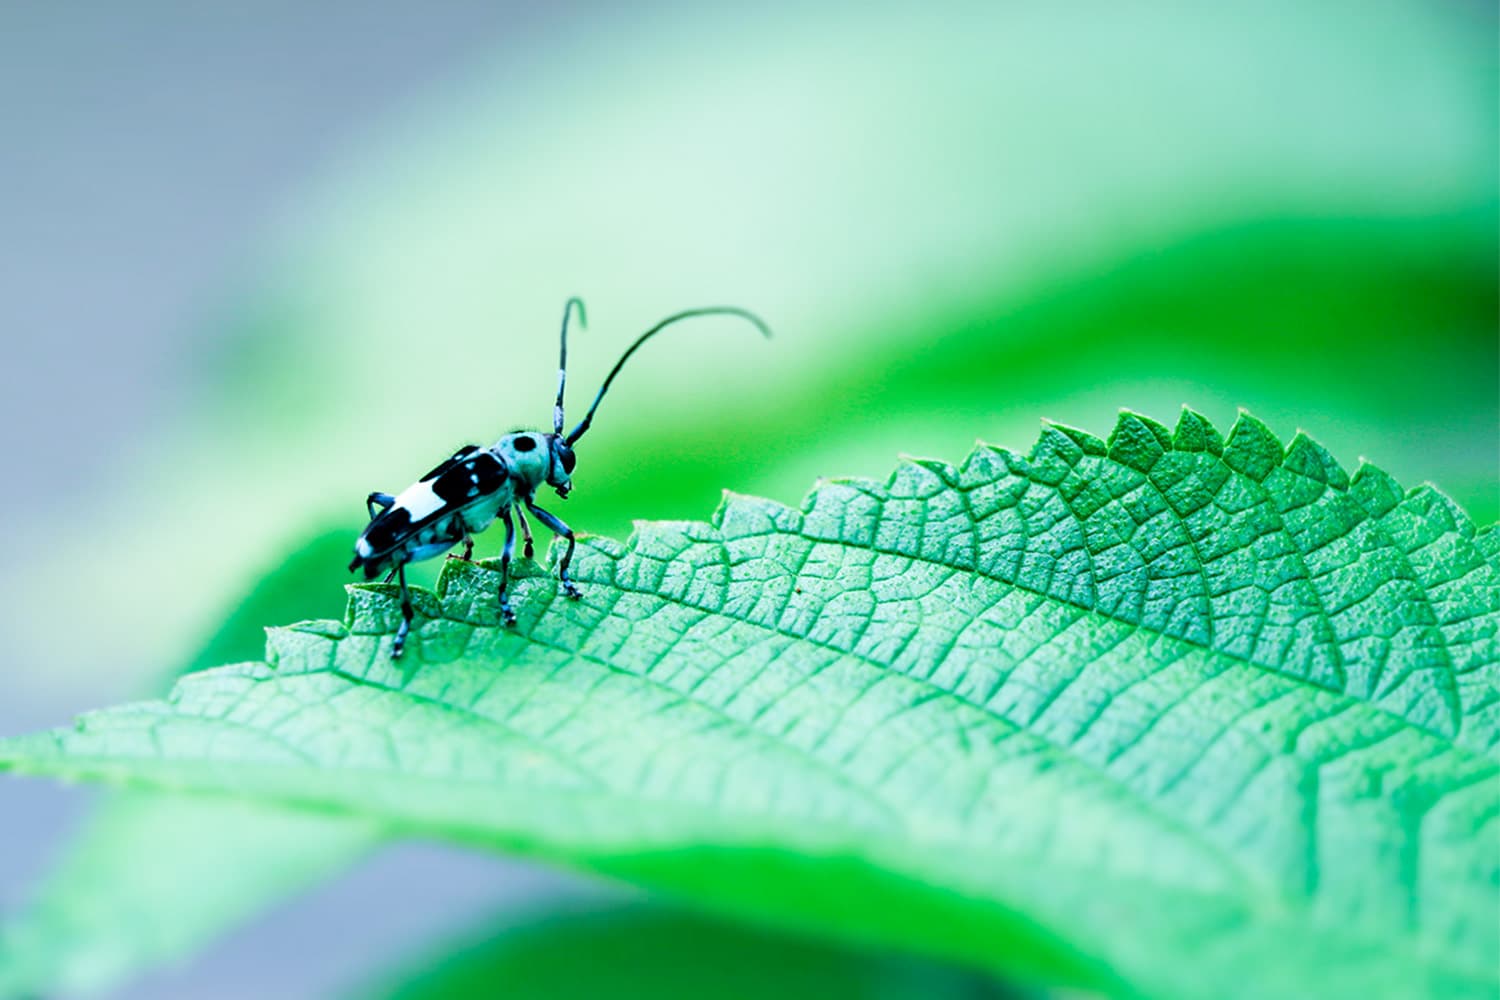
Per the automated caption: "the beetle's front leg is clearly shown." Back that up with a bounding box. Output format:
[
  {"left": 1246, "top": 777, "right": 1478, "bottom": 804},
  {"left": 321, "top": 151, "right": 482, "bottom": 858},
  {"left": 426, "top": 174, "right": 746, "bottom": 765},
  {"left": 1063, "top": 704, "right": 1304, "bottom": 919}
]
[
  {"left": 526, "top": 499, "right": 579, "bottom": 600},
  {"left": 496, "top": 507, "right": 518, "bottom": 626},
  {"left": 392, "top": 563, "right": 415, "bottom": 658}
]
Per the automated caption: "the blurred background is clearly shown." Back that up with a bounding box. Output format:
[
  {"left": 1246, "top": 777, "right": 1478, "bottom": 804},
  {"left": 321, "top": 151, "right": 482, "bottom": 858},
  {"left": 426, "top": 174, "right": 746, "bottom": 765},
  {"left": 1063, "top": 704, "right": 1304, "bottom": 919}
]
[{"left": 0, "top": 1, "right": 1494, "bottom": 996}]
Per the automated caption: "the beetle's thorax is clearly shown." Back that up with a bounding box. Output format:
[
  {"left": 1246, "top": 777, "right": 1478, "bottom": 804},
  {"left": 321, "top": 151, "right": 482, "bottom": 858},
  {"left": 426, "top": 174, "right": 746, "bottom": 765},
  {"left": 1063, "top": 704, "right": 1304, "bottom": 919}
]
[
  {"left": 490, "top": 430, "right": 574, "bottom": 498},
  {"left": 490, "top": 431, "right": 549, "bottom": 493}
]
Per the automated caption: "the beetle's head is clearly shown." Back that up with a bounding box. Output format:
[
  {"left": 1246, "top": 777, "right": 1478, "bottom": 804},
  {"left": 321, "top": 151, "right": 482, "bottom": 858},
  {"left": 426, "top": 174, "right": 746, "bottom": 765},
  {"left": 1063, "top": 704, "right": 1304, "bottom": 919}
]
[{"left": 547, "top": 435, "right": 576, "bottom": 498}]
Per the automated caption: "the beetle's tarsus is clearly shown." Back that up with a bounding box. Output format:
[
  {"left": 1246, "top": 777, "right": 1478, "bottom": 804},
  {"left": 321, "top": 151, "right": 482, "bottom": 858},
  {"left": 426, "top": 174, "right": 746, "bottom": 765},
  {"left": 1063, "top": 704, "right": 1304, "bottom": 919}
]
[
  {"left": 392, "top": 565, "right": 414, "bottom": 659},
  {"left": 497, "top": 507, "right": 518, "bottom": 626}
]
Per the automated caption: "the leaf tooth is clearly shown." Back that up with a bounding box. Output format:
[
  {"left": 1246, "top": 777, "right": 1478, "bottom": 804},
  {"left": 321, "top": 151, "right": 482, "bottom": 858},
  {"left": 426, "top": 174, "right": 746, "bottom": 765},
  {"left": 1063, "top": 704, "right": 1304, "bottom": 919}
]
[
  {"left": 1350, "top": 460, "right": 1404, "bottom": 517},
  {"left": 1106, "top": 411, "right": 1170, "bottom": 473},
  {"left": 1037, "top": 420, "right": 1107, "bottom": 457},
  {"left": 1173, "top": 407, "right": 1223, "bottom": 455},
  {"left": 1402, "top": 483, "right": 1476, "bottom": 538},
  {"left": 901, "top": 455, "right": 961, "bottom": 487},
  {"left": 715, "top": 490, "right": 793, "bottom": 538},
  {"left": 960, "top": 441, "right": 1009, "bottom": 482},
  {"left": 1121, "top": 409, "right": 1174, "bottom": 448},
  {"left": 1222, "top": 411, "right": 1284, "bottom": 482},
  {"left": 1282, "top": 432, "right": 1349, "bottom": 490},
  {"left": 435, "top": 556, "right": 477, "bottom": 598},
  {"left": 1028, "top": 425, "right": 1093, "bottom": 472}
]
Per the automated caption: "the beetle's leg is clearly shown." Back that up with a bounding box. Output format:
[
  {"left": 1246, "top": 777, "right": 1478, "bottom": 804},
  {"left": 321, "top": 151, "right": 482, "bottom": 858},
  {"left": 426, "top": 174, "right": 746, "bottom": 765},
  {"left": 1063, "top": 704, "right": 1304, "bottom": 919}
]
[
  {"left": 392, "top": 563, "right": 415, "bottom": 659},
  {"left": 446, "top": 530, "right": 474, "bottom": 562},
  {"left": 526, "top": 500, "right": 579, "bottom": 600},
  {"left": 366, "top": 492, "right": 396, "bottom": 521},
  {"left": 517, "top": 507, "right": 535, "bottom": 560},
  {"left": 496, "top": 507, "right": 518, "bottom": 626}
]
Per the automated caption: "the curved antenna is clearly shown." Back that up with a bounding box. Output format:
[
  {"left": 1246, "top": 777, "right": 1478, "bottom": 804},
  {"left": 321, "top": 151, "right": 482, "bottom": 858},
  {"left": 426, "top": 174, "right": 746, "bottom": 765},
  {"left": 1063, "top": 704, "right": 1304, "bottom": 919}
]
[
  {"left": 565, "top": 306, "right": 771, "bottom": 446},
  {"left": 553, "top": 297, "right": 588, "bottom": 435}
]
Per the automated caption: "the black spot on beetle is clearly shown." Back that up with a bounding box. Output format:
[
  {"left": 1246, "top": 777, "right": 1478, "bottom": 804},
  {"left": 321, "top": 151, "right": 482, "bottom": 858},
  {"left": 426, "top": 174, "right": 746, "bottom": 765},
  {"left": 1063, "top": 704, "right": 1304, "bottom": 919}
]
[
  {"left": 474, "top": 452, "right": 507, "bottom": 490},
  {"left": 361, "top": 507, "right": 412, "bottom": 555},
  {"left": 433, "top": 451, "right": 507, "bottom": 505},
  {"left": 513, "top": 435, "right": 536, "bottom": 452}
]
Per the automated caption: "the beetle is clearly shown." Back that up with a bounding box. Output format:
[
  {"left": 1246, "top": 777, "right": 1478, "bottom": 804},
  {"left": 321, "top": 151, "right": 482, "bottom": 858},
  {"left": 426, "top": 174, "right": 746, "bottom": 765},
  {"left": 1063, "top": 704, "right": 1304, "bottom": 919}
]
[{"left": 350, "top": 298, "right": 770, "bottom": 657}]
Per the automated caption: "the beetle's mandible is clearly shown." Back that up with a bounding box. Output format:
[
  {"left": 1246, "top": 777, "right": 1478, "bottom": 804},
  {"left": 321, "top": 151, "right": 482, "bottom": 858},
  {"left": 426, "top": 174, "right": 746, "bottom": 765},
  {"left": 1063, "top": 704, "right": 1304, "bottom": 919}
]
[{"left": 350, "top": 299, "right": 771, "bottom": 657}]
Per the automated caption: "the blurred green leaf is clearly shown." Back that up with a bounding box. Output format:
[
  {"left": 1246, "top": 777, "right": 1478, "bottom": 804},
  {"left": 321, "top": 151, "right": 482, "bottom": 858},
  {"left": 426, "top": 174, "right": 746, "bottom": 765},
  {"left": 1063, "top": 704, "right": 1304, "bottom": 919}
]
[
  {"left": 11, "top": 0, "right": 1495, "bottom": 704},
  {"left": 0, "top": 532, "right": 378, "bottom": 998},
  {"left": 4, "top": 413, "right": 1495, "bottom": 1000},
  {"left": 0, "top": 797, "right": 378, "bottom": 998},
  {"left": 371, "top": 901, "right": 1024, "bottom": 1000}
]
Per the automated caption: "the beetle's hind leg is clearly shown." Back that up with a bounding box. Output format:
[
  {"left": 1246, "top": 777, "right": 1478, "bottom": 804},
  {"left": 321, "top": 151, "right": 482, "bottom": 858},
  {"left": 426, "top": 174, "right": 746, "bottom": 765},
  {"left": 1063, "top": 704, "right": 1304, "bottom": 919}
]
[
  {"left": 496, "top": 507, "right": 519, "bottom": 627},
  {"left": 366, "top": 492, "right": 396, "bottom": 521},
  {"left": 517, "top": 508, "right": 535, "bottom": 560},
  {"left": 526, "top": 500, "right": 580, "bottom": 600},
  {"left": 392, "top": 563, "right": 415, "bottom": 658}
]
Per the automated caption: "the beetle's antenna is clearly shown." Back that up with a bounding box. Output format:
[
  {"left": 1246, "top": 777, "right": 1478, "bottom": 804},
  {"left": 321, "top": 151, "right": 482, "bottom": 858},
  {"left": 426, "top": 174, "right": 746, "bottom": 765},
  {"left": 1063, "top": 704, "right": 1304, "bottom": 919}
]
[
  {"left": 565, "top": 306, "right": 771, "bottom": 446},
  {"left": 554, "top": 297, "right": 587, "bottom": 436}
]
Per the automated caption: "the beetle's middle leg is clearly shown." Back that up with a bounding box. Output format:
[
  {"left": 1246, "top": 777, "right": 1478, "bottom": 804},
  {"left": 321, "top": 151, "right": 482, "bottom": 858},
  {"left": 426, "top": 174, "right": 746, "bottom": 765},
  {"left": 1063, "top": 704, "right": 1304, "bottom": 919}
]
[
  {"left": 496, "top": 507, "right": 518, "bottom": 627},
  {"left": 517, "top": 508, "right": 535, "bottom": 560},
  {"left": 445, "top": 526, "right": 475, "bottom": 562}
]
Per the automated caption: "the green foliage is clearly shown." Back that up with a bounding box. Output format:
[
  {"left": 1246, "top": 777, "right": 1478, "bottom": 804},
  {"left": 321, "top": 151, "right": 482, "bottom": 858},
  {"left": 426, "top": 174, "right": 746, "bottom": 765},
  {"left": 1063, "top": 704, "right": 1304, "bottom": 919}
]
[
  {"left": 372, "top": 902, "right": 1022, "bottom": 1000},
  {"left": 2, "top": 412, "right": 1495, "bottom": 999}
]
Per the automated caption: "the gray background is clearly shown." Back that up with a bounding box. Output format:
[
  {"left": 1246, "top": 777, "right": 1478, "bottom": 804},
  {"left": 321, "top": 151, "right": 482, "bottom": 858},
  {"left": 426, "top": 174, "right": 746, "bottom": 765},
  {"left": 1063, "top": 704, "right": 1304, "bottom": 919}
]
[{"left": 1, "top": 5, "right": 602, "bottom": 996}]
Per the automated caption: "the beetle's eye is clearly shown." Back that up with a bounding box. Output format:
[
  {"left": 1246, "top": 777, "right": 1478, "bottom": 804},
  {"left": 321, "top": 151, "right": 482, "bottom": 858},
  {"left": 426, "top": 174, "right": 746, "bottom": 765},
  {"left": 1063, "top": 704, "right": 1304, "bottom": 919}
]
[{"left": 560, "top": 448, "right": 576, "bottom": 474}]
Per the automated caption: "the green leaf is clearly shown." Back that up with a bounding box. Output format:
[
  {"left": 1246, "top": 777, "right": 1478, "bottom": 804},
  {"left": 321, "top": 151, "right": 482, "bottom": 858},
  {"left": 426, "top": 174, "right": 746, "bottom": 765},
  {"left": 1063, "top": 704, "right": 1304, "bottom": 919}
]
[
  {"left": 370, "top": 901, "right": 1025, "bottom": 1000},
  {"left": 3, "top": 411, "right": 1496, "bottom": 1000}
]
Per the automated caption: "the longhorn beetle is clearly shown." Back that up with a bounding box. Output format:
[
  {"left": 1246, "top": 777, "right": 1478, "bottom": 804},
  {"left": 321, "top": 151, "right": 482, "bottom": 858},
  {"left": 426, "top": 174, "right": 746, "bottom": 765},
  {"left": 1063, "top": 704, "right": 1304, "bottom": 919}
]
[{"left": 350, "top": 299, "right": 771, "bottom": 657}]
